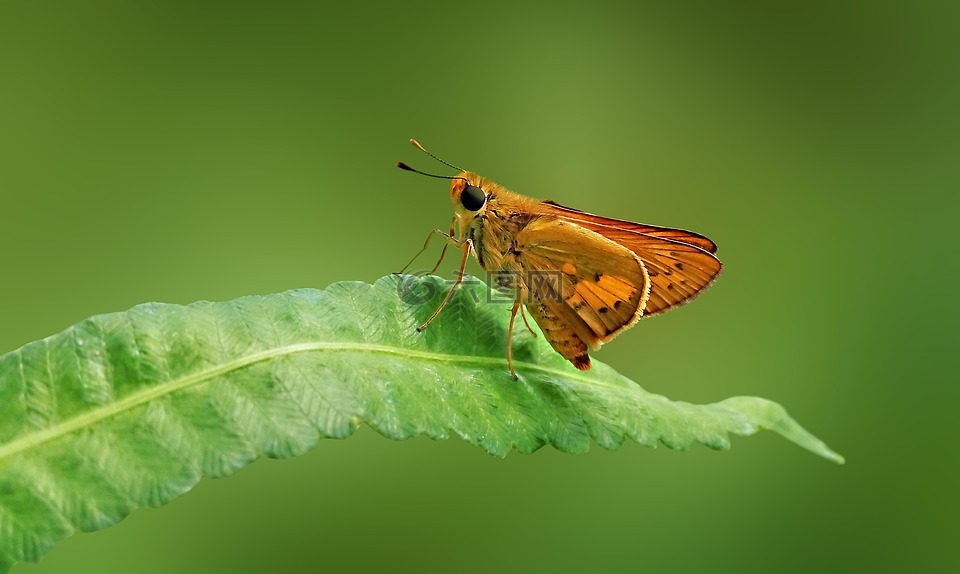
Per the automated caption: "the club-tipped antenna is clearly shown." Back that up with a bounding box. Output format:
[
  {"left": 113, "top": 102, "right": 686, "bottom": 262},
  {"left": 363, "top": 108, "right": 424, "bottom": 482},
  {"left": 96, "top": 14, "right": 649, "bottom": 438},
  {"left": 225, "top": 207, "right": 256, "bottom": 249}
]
[
  {"left": 409, "top": 139, "right": 466, "bottom": 172},
  {"left": 397, "top": 162, "right": 467, "bottom": 181}
]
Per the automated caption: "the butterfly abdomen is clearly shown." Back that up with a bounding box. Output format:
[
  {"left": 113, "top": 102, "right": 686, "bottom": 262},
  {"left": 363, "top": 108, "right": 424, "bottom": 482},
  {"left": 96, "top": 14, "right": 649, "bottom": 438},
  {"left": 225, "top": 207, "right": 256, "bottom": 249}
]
[{"left": 526, "top": 301, "right": 593, "bottom": 370}]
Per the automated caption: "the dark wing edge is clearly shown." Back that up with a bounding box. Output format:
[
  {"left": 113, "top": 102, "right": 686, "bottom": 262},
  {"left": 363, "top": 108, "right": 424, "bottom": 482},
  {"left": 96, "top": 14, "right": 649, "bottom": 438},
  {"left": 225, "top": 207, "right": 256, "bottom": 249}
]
[{"left": 542, "top": 200, "right": 719, "bottom": 254}]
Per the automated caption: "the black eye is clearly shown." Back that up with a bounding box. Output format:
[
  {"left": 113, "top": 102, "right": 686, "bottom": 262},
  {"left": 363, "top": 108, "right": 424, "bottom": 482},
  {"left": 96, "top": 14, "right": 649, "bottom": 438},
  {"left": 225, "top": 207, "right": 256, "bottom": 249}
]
[{"left": 460, "top": 185, "right": 486, "bottom": 211}]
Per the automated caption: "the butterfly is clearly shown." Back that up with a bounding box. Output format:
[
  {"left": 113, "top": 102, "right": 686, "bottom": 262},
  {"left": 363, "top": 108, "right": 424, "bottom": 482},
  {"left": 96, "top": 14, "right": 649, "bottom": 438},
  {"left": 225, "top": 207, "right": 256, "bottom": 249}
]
[{"left": 398, "top": 140, "right": 721, "bottom": 378}]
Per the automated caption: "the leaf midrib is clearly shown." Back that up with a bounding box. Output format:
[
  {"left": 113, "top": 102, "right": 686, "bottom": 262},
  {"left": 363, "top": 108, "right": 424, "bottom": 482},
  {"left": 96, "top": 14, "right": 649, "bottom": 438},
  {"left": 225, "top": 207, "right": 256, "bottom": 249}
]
[{"left": 0, "top": 342, "right": 626, "bottom": 462}]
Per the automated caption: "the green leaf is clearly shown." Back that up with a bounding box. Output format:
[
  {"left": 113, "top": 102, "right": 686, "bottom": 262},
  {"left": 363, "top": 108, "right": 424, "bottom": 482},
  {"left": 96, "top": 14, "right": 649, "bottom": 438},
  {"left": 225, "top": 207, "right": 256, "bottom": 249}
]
[{"left": 0, "top": 274, "right": 842, "bottom": 571}]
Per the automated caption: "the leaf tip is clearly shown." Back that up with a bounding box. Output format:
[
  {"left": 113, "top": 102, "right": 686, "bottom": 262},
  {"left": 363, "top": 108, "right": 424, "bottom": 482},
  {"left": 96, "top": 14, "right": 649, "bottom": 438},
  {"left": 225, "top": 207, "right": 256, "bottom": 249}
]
[{"left": 719, "top": 396, "right": 844, "bottom": 464}]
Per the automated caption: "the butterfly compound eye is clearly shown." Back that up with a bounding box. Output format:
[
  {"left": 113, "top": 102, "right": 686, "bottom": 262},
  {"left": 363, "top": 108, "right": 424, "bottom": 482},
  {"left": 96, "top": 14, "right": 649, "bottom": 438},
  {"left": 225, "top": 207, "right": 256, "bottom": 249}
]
[{"left": 460, "top": 185, "right": 486, "bottom": 211}]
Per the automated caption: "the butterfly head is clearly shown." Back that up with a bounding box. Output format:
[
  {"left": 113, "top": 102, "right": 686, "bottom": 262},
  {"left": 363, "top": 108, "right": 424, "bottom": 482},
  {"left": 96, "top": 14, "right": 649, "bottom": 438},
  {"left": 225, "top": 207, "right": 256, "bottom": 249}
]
[{"left": 449, "top": 172, "right": 489, "bottom": 217}]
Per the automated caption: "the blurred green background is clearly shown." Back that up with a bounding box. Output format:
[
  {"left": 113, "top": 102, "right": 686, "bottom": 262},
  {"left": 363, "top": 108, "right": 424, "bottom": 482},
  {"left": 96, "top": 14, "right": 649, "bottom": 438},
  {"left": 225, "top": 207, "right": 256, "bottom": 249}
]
[{"left": 1, "top": 1, "right": 956, "bottom": 572}]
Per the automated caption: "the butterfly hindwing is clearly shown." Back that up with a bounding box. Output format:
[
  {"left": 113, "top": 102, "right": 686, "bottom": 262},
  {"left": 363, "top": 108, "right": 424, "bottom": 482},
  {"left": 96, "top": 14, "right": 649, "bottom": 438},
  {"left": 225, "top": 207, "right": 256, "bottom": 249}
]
[{"left": 515, "top": 217, "right": 650, "bottom": 363}]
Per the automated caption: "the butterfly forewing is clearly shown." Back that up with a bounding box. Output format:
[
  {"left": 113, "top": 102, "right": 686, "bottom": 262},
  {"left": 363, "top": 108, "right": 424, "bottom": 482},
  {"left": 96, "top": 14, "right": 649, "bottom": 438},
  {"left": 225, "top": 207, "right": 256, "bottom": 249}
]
[
  {"left": 538, "top": 202, "right": 721, "bottom": 316},
  {"left": 542, "top": 200, "right": 718, "bottom": 253}
]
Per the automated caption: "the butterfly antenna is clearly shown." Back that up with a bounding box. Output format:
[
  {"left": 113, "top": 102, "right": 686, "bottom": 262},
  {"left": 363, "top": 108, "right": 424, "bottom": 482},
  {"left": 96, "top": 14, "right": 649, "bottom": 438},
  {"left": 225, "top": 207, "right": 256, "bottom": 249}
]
[
  {"left": 396, "top": 162, "right": 466, "bottom": 181},
  {"left": 409, "top": 139, "right": 466, "bottom": 172}
]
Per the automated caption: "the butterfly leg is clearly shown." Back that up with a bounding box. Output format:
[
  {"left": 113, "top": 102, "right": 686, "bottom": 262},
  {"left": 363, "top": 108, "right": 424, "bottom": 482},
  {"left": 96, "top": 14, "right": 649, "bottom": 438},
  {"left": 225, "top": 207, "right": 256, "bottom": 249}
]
[
  {"left": 396, "top": 216, "right": 457, "bottom": 275},
  {"left": 505, "top": 289, "right": 523, "bottom": 380},
  {"left": 426, "top": 217, "right": 459, "bottom": 275},
  {"left": 518, "top": 302, "right": 537, "bottom": 337},
  {"left": 416, "top": 239, "right": 472, "bottom": 333}
]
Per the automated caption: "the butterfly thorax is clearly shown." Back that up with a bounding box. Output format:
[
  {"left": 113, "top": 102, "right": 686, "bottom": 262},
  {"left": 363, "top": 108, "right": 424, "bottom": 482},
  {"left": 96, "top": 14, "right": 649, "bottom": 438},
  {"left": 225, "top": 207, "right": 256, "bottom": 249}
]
[{"left": 462, "top": 187, "right": 541, "bottom": 279}]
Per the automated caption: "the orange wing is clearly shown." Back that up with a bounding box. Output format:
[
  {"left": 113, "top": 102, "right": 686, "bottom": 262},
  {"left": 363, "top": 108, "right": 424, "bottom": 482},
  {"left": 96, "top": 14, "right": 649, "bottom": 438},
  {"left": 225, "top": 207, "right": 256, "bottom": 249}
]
[
  {"left": 539, "top": 201, "right": 722, "bottom": 316},
  {"left": 514, "top": 217, "right": 651, "bottom": 370},
  {"left": 542, "top": 200, "right": 718, "bottom": 253}
]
